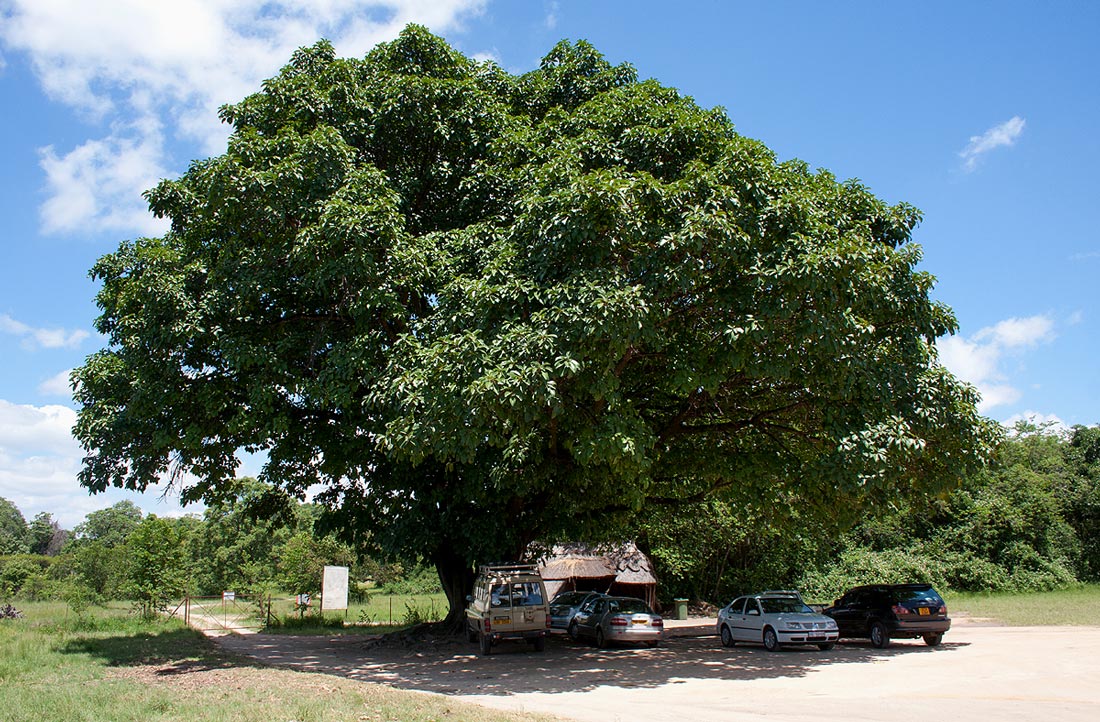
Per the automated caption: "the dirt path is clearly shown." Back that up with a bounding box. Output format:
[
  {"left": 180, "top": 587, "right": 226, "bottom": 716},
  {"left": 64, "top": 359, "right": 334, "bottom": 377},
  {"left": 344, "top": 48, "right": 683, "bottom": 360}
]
[{"left": 214, "top": 622, "right": 1100, "bottom": 722}]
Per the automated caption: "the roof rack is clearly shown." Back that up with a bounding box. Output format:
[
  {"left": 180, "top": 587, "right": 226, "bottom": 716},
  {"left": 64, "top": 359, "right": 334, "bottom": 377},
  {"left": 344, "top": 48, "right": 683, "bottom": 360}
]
[{"left": 479, "top": 563, "right": 542, "bottom": 576}]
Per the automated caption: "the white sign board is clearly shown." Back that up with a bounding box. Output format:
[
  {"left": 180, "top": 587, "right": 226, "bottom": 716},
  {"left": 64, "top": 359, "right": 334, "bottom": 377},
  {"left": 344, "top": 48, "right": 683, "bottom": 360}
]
[
  {"left": 321, "top": 565, "right": 349, "bottom": 611},
  {"left": 222, "top": 590, "right": 235, "bottom": 602}
]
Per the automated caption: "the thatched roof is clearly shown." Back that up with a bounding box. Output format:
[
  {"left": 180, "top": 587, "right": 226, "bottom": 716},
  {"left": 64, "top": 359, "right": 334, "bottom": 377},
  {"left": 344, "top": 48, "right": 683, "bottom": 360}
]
[{"left": 538, "top": 542, "right": 656, "bottom": 586}]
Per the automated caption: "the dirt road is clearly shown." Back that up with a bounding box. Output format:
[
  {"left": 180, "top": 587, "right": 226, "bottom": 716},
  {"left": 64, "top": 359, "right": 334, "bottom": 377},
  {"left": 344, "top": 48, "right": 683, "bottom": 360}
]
[{"left": 215, "top": 622, "right": 1100, "bottom": 722}]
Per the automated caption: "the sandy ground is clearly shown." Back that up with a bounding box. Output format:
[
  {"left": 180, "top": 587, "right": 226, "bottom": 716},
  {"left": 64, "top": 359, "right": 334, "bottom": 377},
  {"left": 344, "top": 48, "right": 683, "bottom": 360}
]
[{"left": 214, "top": 620, "right": 1100, "bottom": 722}]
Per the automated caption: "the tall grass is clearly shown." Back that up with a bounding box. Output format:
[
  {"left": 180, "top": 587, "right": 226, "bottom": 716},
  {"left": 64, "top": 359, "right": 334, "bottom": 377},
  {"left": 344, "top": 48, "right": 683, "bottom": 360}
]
[{"left": 0, "top": 601, "right": 549, "bottom": 722}]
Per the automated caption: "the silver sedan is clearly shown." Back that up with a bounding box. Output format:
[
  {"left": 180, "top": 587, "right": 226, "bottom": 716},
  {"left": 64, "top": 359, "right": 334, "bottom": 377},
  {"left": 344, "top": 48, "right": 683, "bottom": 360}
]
[{"left": 568, "top": 595, "right": 663, "bottom": 648}]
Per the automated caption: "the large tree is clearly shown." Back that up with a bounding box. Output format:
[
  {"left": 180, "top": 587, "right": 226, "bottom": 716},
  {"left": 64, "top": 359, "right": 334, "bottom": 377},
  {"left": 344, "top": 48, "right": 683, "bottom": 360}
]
[{"left": 74, "top": 26, "right": 997, "bottom": 622}]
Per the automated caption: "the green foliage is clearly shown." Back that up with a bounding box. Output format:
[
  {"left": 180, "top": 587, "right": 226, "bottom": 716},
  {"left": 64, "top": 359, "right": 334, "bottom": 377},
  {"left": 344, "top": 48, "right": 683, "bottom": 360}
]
[
  {"left": 372, "top": 563, "right": 442, "bottom": 595},
  {"left": 28, "top": 512, "right": 68, "bottom": 555},
  {"left": 0, "top": 555, "right": 51, "bottom": 596},
  {"left": 277, "top": 531, "right": 356, "bottom": 595},
  {"left": 72, "top": 25, "right": 996, "bottom": 621},
  {"left": 125, "top": 515, "right": 189, "bottom": 617},
  {"left": 51, "top": 540, "right": 130, "bottom": 598},
  {"left": 799, "top": 424, "right": 1095, "bottom": 599},
  {"left": 0, "top": 497, "right": 29, "bottom": 555},
  {"left": 71, "top": 501, "right": 143, "bottom": 548}
]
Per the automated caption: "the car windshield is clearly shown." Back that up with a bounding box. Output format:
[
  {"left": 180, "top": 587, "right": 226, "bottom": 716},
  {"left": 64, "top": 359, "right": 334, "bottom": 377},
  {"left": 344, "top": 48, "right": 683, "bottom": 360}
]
[
  {"left": 761, "top": 597, "right": 813, "bottom": 614},
  {"left": 891, "top": 587, "right": 943, "bottom": 604},
  {"left": 608, "top": 598, "right": 651, "bottom": 615}
]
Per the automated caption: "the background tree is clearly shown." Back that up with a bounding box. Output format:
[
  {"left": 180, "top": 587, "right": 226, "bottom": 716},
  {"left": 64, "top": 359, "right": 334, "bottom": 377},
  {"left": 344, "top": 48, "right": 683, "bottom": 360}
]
[
  {"left": 28, "top": 512, "right": 69, "bottom": 556},
  {"left": 186, "top": 478, "right": 295, "bottom": 595},
  {"left": 125, "top": 515, "right": 188, "bottom": 616},
  {"left": 0, "top": 497, "right": 29, "bottom": 555},
  {"left": 71, "top": 501, "right": 143, "bottom": 548},
  {"left": 73, "top": 26, "right": 997, "bottom": 623}
]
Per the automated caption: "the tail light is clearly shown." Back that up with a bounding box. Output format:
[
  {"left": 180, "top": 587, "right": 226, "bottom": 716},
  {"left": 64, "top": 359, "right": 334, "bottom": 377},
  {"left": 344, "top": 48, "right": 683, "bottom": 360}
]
[
  {"left": 651, "top": 617, "right": 663, "bottom": 627},
  {"left": 610, "top": 617, "right": 629, "bottom": 627},
  {"left": 891, "top": 604, "right": 909, "bottom": 615},
  {"left": 938, "top": 604, "right": 947, "bottom": 615},
  {"left": 483, "top": 618, "right": 491, "bottom": 633},
  {"left": 546, "top": 615, "right": 552, "bottom": 628}
]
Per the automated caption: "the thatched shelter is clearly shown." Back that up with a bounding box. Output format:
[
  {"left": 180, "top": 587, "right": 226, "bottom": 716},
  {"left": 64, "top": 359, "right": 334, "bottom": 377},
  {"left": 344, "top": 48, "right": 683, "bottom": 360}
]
[{"left": 538, "top": 542, "right": 658, "bottom": 608}]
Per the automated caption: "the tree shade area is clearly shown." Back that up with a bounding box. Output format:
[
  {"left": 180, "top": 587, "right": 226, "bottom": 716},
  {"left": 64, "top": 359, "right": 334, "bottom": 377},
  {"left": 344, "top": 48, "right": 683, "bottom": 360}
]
[{"left": 72, "top": 25, "right": 998, "bottom": 621}]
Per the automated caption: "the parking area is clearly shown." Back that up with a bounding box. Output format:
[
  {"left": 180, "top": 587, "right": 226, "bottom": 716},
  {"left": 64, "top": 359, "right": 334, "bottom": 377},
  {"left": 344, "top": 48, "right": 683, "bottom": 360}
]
[{"left": 216, "top": 621, "right": 1100, "bottom": 722}]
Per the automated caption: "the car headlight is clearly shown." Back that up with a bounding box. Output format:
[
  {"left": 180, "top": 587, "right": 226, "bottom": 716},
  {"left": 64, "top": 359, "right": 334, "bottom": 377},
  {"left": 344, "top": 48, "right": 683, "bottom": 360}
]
[
  {"left": 784, "top": 622, "right": 803, "bottom": 630},
  {"left": 826, "top": 620, "right": 837, "bottom": 629}
]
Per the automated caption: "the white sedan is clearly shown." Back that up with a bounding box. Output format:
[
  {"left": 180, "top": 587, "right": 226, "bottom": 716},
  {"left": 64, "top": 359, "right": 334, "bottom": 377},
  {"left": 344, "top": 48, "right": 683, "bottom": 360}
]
[{"left": 717, "top": 590, "right": 838, "bottom": 651}]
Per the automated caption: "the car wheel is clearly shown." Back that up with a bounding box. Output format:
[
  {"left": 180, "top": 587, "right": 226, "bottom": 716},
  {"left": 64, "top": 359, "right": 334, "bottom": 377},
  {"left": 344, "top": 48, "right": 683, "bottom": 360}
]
[
  {"left": 479, "top": 631, "right": 493, "bottom": 656},
  {"left": 923, "top": 633, "right": 943, "bottom": 647},
  {"left": 567, "top": 620, "right": 580, "bottom": 641},
  {"left": 596, "top": 626, "right": 607, "bottom": 649},
  {"left": 720, "top": 625, "right": 735, "bottom": 647},
  {"left": 763, "top": 627, "right": 781, "bottom": 652},
  {"left": 870, "top": 621, "right": 890, "bottom": 649},
  {"left": 531, "top": 636, "right": 545, "bottom": 652},
  {"left": 817, "top": 643, "right": 835, "bottom": 651}
]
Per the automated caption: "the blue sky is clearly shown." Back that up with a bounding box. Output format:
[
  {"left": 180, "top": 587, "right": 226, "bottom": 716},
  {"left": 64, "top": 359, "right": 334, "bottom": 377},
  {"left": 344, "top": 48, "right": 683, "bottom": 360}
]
[{"left": 1, "top": 1, "right": 1097, "bottom": 528}]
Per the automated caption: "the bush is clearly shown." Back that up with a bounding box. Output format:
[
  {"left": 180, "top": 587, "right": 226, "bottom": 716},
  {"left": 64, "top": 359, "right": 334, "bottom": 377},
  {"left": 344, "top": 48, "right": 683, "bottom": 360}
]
[{"left": 798, "top": 547, "right": 949, "bottom": 602}]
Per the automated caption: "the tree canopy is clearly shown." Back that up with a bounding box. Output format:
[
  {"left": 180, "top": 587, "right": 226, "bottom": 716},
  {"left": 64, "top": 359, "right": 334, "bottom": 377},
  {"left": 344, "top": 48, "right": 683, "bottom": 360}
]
[
  {"left": 0, "top": 497, "right": 29, "bottom": 555},
  {"left": 73, "top": 25, "right": 997, "bottom": 620}
]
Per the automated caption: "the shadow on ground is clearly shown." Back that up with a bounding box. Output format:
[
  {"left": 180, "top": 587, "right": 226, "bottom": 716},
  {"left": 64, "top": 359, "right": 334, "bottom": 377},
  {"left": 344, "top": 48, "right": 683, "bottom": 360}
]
[
  {"left": 61, "top": 625, "right": 267, "bottom": 677},
  {"left": 214, "top": 630, "right": 966, "bottom": 697}
]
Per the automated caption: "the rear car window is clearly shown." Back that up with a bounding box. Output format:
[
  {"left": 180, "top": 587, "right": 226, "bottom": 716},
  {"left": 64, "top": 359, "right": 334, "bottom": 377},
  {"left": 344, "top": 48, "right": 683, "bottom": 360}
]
[
  {"left": 609, "top": 599, "right": 650, "bottom": 614},
  {"left": 891, "top": 587, "right": 944, "bottom": 604}
]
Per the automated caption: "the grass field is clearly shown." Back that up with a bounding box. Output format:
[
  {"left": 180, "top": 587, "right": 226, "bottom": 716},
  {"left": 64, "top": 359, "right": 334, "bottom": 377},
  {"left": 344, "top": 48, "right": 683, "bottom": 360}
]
[
  {"left": 0, "top": 601, "right": 552, "bottom": 722},
  {"left": 946, "top": 584, "right": 1100, "bottom": 626}
]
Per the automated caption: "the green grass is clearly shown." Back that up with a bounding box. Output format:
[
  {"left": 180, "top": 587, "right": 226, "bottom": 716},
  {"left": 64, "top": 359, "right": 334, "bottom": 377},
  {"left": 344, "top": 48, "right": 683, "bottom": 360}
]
[
  {"left": 262, "top": 592, "right": 448, "bottom": 634},
  {"left": 946, "top": 584, "right": 1100, "bottom": 626},
  {"left": 0, "top": 600, "right": 553, "bottom": 722}
]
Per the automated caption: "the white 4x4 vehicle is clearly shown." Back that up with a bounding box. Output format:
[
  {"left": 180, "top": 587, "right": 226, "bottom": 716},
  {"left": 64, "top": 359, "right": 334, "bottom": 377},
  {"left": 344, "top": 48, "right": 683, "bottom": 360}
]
[{"left": 465, "top": 564, "right": 551, "bottom": 655}]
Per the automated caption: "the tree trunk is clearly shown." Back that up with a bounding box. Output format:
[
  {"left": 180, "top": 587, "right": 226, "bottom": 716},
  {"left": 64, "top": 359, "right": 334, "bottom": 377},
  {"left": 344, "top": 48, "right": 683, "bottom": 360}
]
[{"left": 433, "top": 543, "right": 476, "bottom": 631}]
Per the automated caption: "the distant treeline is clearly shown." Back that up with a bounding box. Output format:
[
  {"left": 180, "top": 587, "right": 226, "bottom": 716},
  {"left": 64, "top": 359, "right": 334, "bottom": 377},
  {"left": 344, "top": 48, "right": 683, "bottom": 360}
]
[
  {"left": 0, "top": 479, "right": 439, "bottom": 616},
  {"left": 640, "top": 421, "right": 1100, "bottom": 603},
  {"left": 3, "top": 422, "right": 1097, "bottom": 613}
]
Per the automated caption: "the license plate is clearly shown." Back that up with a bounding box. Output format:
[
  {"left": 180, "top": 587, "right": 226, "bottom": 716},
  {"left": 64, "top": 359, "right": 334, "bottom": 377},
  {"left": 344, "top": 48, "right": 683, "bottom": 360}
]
[
  {"left": 918, "top": 607, "right": 930, "bottom": 616},
  {"left": 632, "top": 619, "right": 648, "bottom": 625},
  {"left": 493, "top": 616, "right": 511, "bottom": 624}
]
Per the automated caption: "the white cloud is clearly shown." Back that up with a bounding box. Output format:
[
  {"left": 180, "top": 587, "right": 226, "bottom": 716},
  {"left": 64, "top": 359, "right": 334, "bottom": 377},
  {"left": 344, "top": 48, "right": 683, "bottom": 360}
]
[
  {"left": 39, "top": 128, "right": 173, "bottom": 236},
  {"left": 959, "top": 116, "right": 1025, "bottom": 172},
  {"left": 545, "top": 1, "right": 560, "bottom": 30},
  {"left": 1, "top": 0, "right": 487, "bottom": 236},
  {"left": 973, "top": 314, "right": 1055, "bottom": 349},
  {"left": 472, "top": 49, "right": 502, "bottom": 64},
  {"left": 937, "top": 314, "right": 1055, "bottom": 414},
  {"left": 0, "top": 398, "right": 206, "bottom": 527},
  {"left": 1001, "top": 411, "right": 1070, "bottom": 437},
  {"left": 0, "top": 313, "right": 89, "bottom": 350},
  {"left": 38, "top": 369, "right": 74, "bottom": 398}
]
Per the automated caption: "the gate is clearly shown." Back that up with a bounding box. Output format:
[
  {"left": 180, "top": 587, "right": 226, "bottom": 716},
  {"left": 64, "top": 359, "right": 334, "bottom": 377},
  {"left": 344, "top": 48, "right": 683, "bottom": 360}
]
[{"left": 177, "top": 594, "right": 270, "bottom": 633}]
